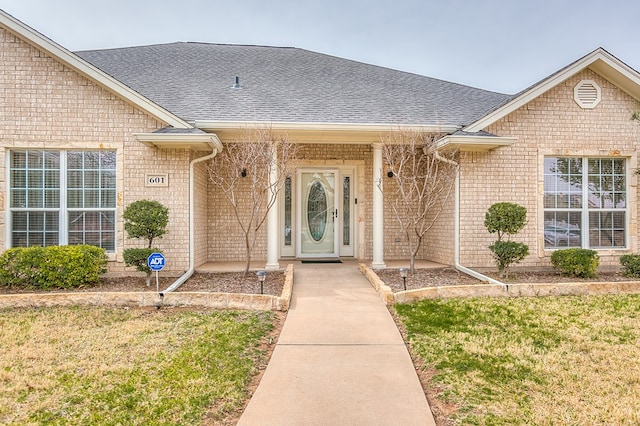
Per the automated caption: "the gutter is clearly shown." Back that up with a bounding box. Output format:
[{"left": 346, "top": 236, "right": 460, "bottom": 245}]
[
  {"left": 433, "top": 150, "right": 506, "bottom": 287},
  {"left": 159, "top": 137, "right": 223, "bottom": 296},
  {"left": 194, "top": 120, "right": 460, "bottom": 134}
]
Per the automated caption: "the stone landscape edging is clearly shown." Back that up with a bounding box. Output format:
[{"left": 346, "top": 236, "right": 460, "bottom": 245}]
[
  {"left": 0, "top": 263, "right": 295, "bottom": 312},
  {"left": 359, "top": 264, "right": 640, "bottom": 305},
  {"left": 358, "top": 263, "right": 394, "bottom": 305}
]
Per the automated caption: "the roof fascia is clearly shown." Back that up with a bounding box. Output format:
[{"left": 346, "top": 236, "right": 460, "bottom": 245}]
[
  {"left": 465, "top": 48, "right": 640, "bottom": 133},
  {"left": 589, "top": 53, "right": 640, "bottom": 101},
  {"left": 435, "top": 134, "right": 518, "bottom": 152},
  {"left": 0, "top": 9, "right": 191, "bottom": 129},
  {"left": 193, "top": 121, "right": 460, "bottom": 144},
  {"left": 134, "top": 132, "right": 223, "bottom": 151}
]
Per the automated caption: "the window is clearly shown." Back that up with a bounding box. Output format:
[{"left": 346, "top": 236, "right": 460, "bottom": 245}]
[
  {"left": 544, "top": 157, "right": 626, "bottom": 249},
  {"left": 10, "top": 151, "right": 60, "bottom": 247},
  {"left": 10, "top": 150, "right": 117, "bottom": 252},
  {"left": 284, "top": 177, "right": 292, "bottom": 246},
  {"left": 342, "top": 176, "right": 351, "bottom": 246}
]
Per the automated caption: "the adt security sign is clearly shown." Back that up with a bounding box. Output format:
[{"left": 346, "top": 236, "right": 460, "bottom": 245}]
[
  {"left": 148, "top": 252, "right": 165, "bottom": 293},
  {"left": 147, "top": 252, "right": 165, "bottom": 272}
]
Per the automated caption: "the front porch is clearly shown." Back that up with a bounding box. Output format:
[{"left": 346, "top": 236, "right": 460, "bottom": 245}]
[{"left": 195, "top": 259, "right": 447, "bottom": 273}]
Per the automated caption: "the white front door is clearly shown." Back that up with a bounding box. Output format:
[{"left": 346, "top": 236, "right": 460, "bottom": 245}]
[{"left": 297, "top": 170, "right": 339, "bottom": 257}]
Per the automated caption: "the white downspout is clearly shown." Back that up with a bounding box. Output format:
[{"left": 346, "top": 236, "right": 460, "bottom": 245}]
[
  {"left": 160, "top": 137, "right": 222, "bottom": 296},
  {"left": 433, "top": 150, "right": 505, "bottom": 287}
]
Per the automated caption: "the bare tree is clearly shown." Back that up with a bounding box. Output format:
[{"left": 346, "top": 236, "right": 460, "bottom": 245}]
[
  {"left": 208, "top": 127, "right": 297, "bottom": 274},
  {"left": 380, "top": 130, "right": 458, "bottom": 272}
]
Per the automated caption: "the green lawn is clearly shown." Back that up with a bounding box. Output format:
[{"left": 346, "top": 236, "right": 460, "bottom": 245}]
[
  {"left": 0, "top": 307, "right": 277, "bottom": 425},
  {"left": 396, "top": 295, "right": 640, "bottom": 425}
]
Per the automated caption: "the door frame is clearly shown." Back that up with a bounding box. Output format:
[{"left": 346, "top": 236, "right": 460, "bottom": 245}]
[
  {"left": 279, "top": 165, "right": 358, "bottom": 259},
  {"left": 296, "top": 168, "right": 339, "bottom": 258}
]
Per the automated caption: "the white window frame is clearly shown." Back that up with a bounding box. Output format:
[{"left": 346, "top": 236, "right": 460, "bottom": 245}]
[
  {"left": 8, "top": 149, "right": 117, "bottom": 252},
  {"left": 543, "top": 156, "right": 628, "bottom": 250}
]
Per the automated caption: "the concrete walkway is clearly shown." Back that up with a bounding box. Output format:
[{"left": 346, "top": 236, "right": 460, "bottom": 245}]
[{"left": 238, "top": 263, "right": 436, "bottom": 425}]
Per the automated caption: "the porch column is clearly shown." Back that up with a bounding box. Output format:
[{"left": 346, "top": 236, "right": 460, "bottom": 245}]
[
  {"left": 266, "top": 144, "right": 280, "bottom": 270},
  {"left": 371, "top": 143, "right": 386, "bottom": 269}
]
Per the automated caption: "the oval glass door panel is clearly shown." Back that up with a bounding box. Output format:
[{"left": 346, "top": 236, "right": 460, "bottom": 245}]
[
  {"left": 307, "top": 181, "right": 327, "bottom": 241},
  {"left": 300, "top": 171, "right": 336, "bottom": 256}
]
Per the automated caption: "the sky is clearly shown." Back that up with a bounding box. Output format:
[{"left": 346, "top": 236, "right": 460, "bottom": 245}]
[{"left": 2, "top": 0, "right": 640, "bottom": 94}]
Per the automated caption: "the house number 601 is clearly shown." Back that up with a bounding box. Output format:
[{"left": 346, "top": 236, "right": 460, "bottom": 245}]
[{"left": 145, "top": 173, "right": 169, "bottom": 187}]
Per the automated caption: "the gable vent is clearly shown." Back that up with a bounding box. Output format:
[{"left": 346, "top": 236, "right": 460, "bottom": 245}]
[{"left": 574, "top": 80, "right": 601, "bottom": 109}]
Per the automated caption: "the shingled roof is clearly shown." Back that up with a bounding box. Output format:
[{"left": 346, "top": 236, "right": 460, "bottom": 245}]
[{"left": 76, "top": 42, "right": 511, "bottom": 126}]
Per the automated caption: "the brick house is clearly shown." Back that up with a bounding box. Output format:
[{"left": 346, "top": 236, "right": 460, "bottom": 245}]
[{"left": 2, "top": 9, "right": 640, "bottom": 282}]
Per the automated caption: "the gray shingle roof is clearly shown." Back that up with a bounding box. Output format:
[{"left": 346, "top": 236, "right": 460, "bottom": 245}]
[
  {"left": 152, "top": 126, "right": 207, "bottom": 134},
  {"left": 76, "top": 42, "right": 510, "bottom": 126}
]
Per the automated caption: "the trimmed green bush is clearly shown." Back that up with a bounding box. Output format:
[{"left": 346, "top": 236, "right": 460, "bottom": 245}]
[
  {"left": 484, "top": 202, "right": 527, "bottom": 241},
  {"left": 123, "top": 200, "right": 169, "bottom": 248},
  {"left": 484, "top": 202, "right": 529, "bottom": 277},
  {"left": 123, "top": 200, "right": 169, "bottom": 286},
  {"left": 123, "top": 248, "right": 162, "bottom": 287},
  {"left": 489, "top": 241, "right": 529, "bottom": 277},
  {"left": 550, "top": 248, "right": 599, "bottom": 278},
  {"left": 0, "top": 245, "right": 108, "bottom": 290},
  {"left": 620, "top": 254, "right": 640, "bottom": 278}
]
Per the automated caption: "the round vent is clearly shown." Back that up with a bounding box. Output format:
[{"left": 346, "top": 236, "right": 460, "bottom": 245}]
[{"left": 574, "top": 80, "right": 601, "bottom": 109}]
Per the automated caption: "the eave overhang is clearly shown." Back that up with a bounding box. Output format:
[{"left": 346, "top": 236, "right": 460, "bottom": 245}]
[
  {"left": 134, "top": 132, "right": 223, "bottom": 152},
  {"left": 193, "top": 120, "right": 460, "bottom": 144},
  {"left": 435, "top": 134, "right": 518, "bottom": 152}
]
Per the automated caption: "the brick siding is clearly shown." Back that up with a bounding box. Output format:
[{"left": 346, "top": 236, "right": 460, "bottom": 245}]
[
  {"left": 0, "top": 28, "right": 193, "bottom": 273},
  {"left": 462, "top": 69, "right": 640, "bottom": 269},
  {"left": 5, "top": 25, "right": 635, "bottom": 272}
]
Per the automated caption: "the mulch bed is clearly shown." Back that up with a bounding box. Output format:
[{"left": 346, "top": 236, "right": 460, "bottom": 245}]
[
  {"left": 1, "top": 266, "right": 636, "bottom": 296},
  {"left": 376, "top": 267, "right": 482, "bottom": 292},
  {"left": 177, "top": 272, "right": 285, "bottom": 296},
  {"left": 0, "top": 271, "right": 286, "bottom": 296},
  {"left": 376, "top": 267, "right": 636, "bottom": 293}
]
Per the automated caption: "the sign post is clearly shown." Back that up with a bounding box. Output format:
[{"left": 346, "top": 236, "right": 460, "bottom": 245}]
[{"left": 147, "top": 252, "right": 166, "bottom": 292}]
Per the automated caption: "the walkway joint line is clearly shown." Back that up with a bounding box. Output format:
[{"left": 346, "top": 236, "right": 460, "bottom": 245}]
[{"left": 276, "top": 343, "right": 406, "bottom": 347}]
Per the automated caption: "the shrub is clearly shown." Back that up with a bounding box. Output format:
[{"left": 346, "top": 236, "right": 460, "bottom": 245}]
[
  {"left": 620, "top": 254, "right": 640, "bottom": 278},
  {"left": 0, "top": 245, "right": 108, "bottom": 290},
  {"left": 123, "top": 200, "right": 169, "bottom": 286},
  {"left": 550, "top": 248, "right": 599, "bottom": 278},
  {"left": 484, "top": 202, "right": 529, "bottom": 276},
  {"left": 484, "top": 202, "right": 527, "bottom": 241},
  {"left": 123, "top": 248, "right": 162, "bottom": 287},
  {"left": 489, "top": 241, "right": 529, "bottom": 278},
  {"left": 123, "top": 200, "right": 169, "bottom": 248}
]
